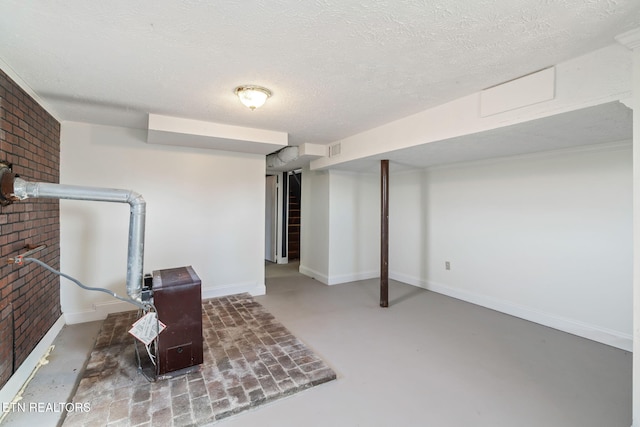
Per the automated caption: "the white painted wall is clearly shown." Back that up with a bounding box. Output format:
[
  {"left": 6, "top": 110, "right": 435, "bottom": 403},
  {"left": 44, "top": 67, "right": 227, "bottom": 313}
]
[
  {"left": 389, "top": 169, "right": 428, "bottom": 284},
  {"left": 619, "top": 29, "right": 640, "bottom": 427},
  {"left": 60, "top": 122, "right": 266, "bottom": 323},
  {"left": 634, "top": 41, "right": 640, "bottom": 427},
  {"left": 389, "top": 142, "right": 633, "bottom": 350},
  {"left": 300, "top": 167, "right": 330, "bottom": 282},
  {"left": 300, "top": 169, "right": 379, "bottom": 285},
  {"left": 328, "top": 171, "right": 379, "bottom": 284}
]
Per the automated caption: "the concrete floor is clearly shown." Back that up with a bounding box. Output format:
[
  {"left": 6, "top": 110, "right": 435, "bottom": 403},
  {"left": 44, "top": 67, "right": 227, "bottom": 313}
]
[
  {"left": 1, "top": 320, "right": 102, "bottom": 427},
  {"left": 3, "top": 262, "right": 632, "bottom": 426}
]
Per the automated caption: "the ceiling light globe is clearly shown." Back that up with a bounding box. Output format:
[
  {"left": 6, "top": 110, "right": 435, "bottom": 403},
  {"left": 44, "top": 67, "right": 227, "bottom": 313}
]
[{"left": 235, "top": 85, "right": 272, "bottom": 110}]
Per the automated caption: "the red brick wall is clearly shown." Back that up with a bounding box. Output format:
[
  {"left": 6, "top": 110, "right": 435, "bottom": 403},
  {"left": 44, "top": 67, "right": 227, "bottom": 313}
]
[{"left": 0, "top": 68, "right": 61, "bottom": 389}]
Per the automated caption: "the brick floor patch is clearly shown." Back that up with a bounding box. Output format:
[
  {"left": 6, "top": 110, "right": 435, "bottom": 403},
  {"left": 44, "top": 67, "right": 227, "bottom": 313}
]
[{"left": 63, "top": 293, "right": 336, "bottom": 426}]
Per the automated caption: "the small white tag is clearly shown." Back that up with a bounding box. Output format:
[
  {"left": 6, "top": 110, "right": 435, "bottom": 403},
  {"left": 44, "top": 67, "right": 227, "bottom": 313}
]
[{"left": 128, "top": 312, "right": 166, "bottom": 345}]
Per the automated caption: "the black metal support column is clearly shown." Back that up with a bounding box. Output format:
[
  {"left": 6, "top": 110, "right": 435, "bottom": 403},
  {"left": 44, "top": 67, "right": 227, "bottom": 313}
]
[{"left": 380, "top": 159, "right": 389, "bottom": 308}]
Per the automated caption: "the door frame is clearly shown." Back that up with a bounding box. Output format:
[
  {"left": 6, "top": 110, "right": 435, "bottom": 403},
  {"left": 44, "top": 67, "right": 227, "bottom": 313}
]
[{"left": 265, "top": 173, "right": 289, "bottom": 264}]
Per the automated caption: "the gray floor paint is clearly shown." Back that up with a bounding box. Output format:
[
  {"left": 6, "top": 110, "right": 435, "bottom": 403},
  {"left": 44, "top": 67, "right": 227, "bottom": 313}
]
[
  {"left": 2, "top": 262, "right": 632, "bottom": 426},
  {"left": 1, "top": 320, "right": 102, "bottom": 427}
]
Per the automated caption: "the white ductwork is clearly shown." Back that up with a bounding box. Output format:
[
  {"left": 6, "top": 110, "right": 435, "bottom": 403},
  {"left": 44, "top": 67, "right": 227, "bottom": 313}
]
[
  {"left": 266, "top": 146, "right": 300, "bottom": 170},
  {"left": 266, "top": 143, "right": 329, "bottom": 172}
]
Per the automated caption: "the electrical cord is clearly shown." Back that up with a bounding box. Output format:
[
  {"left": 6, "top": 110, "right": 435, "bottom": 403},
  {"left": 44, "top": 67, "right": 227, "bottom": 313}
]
[
  {"left": 22, "top": 257, "right": 148, "bottom": 310},
  {"left": 20, "top": 256, "right": 159, "bottom": 382}
]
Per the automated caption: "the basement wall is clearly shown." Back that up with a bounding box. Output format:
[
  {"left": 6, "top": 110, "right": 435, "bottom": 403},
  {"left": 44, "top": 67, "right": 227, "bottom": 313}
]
[
  {"left": 391, "top": 142, "right": 633, "bottom": 349},
  {"left": 302, "top": 141, "right": 632, "bottom": 349},
  {"left": 300, "top": 169, "right": 379, "bottom": 285},
  {"left": 327, "top": 171, "right": 379, "bottom": 283},
  {"left": 60, "top": 122, "right": 266, "bottom": 323},
  {"left": 0, "top": 69, "right": 61, "bottom": 389},
  {"left": 300, "top": 168, "right": 330, "bottom": 282}
]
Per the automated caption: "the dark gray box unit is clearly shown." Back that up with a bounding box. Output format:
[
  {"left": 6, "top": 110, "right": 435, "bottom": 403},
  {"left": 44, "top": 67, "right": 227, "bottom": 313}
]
[{"left": 152, "top": 266, "right": 203, "bottom": 376}]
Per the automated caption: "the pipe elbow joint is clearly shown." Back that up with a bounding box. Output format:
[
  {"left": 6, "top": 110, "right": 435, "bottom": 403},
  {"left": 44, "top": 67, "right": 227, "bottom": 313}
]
[{"left": 127, "top": 191, "right": 146, "bottom": 213}]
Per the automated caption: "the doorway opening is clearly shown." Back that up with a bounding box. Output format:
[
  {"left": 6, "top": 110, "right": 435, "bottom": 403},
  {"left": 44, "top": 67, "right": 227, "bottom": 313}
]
[
  {"left": 265, "top": 174, "right": 277, "bottom": 263},
  {"left": 287, "top": 171, "right": 301, "bottom": 261},
  {"left": 264, "top": 170, "right": 302, "bottom": 266}
]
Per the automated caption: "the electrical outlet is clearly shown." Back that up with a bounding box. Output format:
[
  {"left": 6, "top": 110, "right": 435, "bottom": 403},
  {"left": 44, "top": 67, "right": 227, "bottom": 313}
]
[{"left": 445, "top": 261, "right": 451, "bottom": 270}]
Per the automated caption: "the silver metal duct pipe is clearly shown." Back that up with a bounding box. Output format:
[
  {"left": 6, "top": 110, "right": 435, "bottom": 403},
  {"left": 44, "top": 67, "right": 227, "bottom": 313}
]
[
  {"left": 266, "top": 146, "right": 299, "bottom": 170},
  {"left": 12, "top": 178, "right": 146, "bottom": 303}
]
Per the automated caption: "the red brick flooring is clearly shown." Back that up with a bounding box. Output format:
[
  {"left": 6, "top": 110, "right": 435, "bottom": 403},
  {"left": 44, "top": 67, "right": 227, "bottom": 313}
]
[{"left": 63, "top": 293, "right": 336, "bottom": 426}]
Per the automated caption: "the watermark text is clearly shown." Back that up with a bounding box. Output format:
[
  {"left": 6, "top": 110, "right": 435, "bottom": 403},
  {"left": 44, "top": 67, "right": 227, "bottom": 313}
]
[{"left": 2, "top": 402, "right": 91, "bottom": 413}]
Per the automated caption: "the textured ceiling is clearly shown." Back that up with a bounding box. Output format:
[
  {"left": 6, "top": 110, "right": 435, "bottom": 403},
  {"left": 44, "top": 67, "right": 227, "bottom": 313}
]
[
  {"left": 332, "top": 101, "right": 633, "bottom": 172},
  {"left": 1, "top": 1, "right": 639, "bottom": 149}
]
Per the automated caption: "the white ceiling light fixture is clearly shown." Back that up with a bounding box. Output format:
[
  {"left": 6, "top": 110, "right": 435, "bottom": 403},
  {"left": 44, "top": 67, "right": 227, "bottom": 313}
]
[{"left": 234, "top": 85, "right": 272, "bottom": 110}]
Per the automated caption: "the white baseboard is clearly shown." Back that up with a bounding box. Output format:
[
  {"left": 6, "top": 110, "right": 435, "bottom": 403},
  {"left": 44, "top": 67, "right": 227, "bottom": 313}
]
[
  {"left": 0, "top": 315, "right": 65, "bottom": 406},
  {"left": 389, "top": 271, "right": 632, "bottom": 352},
  {"left": 299, "top": 265, "right": 378, "bottom": 286},
  {"left": 389, "top": 271, "right": 424, "bottom": 288},
  {"left": 202, "top": 281, "right": 266, "bottom": 299},
  {"left": 299, "top": 265, "right": 330, "bottom": 285},
  {"left": 64, "top": 282, "right": 267, "bottom": 324},
  {"left": 326, "top": 270, "right": 378, "bottom": 286},
  {"left": 64, "top": 300, "right": 136, "bottom": 325}
]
